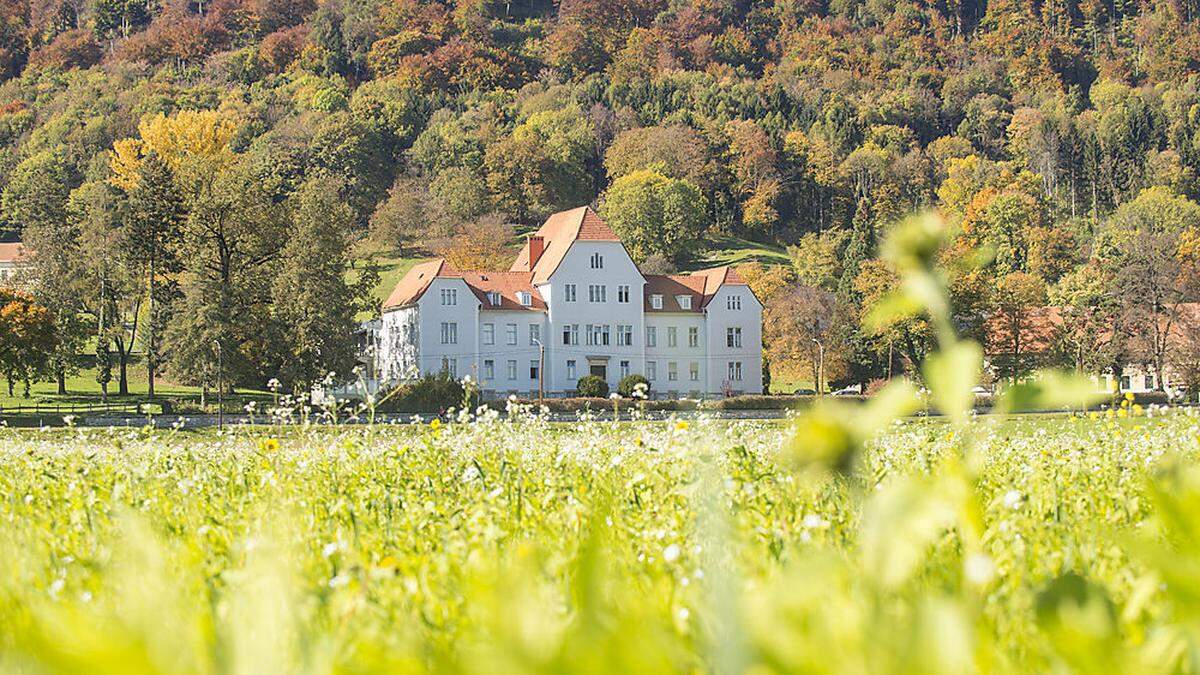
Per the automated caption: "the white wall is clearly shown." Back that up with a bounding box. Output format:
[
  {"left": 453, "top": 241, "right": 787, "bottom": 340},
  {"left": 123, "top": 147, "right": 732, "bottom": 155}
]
[
  {"left": 415, "top": 278, "right": 480, "bottom": 379},
  {"left": 705, "top": 285, "right": 763, "bottom": 395},
  {"left": 477, "top": 310, "right": 549, "bottom": 396},
  {"left": 542, "top": 241, "right": 646, "bottom": 393},
  {"left": 379, "top": 306, "right": 419, "bottom": 383},
  {"left": 645, "top": 314, "right": 708, "bottom": 397}
]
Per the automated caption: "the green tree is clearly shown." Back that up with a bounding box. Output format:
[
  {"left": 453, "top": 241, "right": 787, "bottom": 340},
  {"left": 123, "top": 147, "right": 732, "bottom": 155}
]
[
  {"left": 600, "top": 169, "right": 707, "bottom": 263},
  {"left": 269, "top": 179, "right": 373, "bottom": 390},
  {"left": 121, "top": 152, "right": 185, "bottom": 400}
]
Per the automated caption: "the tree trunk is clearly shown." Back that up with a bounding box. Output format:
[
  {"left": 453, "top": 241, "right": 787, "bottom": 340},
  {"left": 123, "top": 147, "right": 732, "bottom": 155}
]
[
  {"left": 57, "top": 368, "right": 66, "bottom": 395},
  {"left": 147, "top": 256, "right": 156, "bottom": 400},
  {"left": 118, "top": 351, "right": 129, "bottom": 396}
]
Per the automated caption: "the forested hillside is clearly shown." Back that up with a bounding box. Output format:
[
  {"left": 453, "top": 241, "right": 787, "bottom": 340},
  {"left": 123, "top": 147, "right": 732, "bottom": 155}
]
[{"left": 2, "top": 0, "right": 1200, "bottom": 394}]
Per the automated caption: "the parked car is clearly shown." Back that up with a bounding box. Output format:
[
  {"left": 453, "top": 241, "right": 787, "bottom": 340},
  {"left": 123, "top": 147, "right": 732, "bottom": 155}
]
[
  {"left": 831, "top": 386, "right": 862, "bottom": 397},
  {"left": 794, "top": 388, "right": 817, "bottom": 396}
]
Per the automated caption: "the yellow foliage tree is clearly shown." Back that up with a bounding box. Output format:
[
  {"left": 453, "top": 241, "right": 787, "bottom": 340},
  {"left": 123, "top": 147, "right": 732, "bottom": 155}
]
[{"left": 110, "top": 110, "right": 238, "bottom": 192}]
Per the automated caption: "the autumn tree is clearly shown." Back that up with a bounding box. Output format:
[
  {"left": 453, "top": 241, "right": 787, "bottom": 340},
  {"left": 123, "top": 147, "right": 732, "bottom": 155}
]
[{"left": 600, "top": 169, "right": 707, "bottom": 263}]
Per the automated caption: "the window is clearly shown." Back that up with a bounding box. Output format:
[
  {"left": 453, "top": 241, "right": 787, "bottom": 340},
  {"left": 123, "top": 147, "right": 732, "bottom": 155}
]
[
  {"left": 487, "top": 292, "right": 502, "bottom": 306},
  {"left": 667, "top": 327, "right": 678, "bottom": 348},
  {"left": 1147, "top": 374, "right": 1157, "bottom": 390},
  {"left": 530, "top": 324, "right": 541, "bottom": 346},
  {"left": 483, "top": 360, "right": 495, "bottom": 380},
  {"left": 646, "top": 361, "right": 657, "bottom": 380},
  {"left": 506, "top": 324, "right": 518, "bottom": 346},
  {"left": 1121, "top": 375, "right": 1131, "bottom": 391},
  {"left": 688, "top": 327, "right": 699, "bottom": 348},
  {"left": 618, "top": 285, "right": 630, "bottom": 303},
  {"left": 442, "top": 357, "right": 457, "bottom": 378},
  {"left": 440, "top": 322, "right": 458, "bottom": 345},
  {"left": 727, "top": 327, "right": 742, "bottom": 348},
  {"left": 727, "top": 294, "right": 742, "bottom": 311},
  {"left": 441, "top": 288, "right": 458, "bottom": 305},
  {"left": 517, "top": 291, "right": 533, "bottom": 307},
  {"left": 728, "top": 362, "right": 743, "bottom": 382},
  {"left": 507, "top": 360, "right": 518, "bottom": 380},
  {"left": 689, "top": 362, "right": 700, "bottom": 381},
  {"left": 565, "top": 284, "right": 577, "bottom": 302},
  {"left": 588, "top": 284, "right": 607, "bottom": 303},
  {"left": 567, "top": 360, "right": 577, "bottom": 380},
  {"left": 590, "top": 252, "right": 604, "bottom": 269},
  {"left": 482, "top": 323, "right": 495, "bottom": 346},
  {"left": 650, "top": 294, "right": 664, "bottom": 310},
  {"left": 587, "top": 325, "right": 611, "bottom": 346},
  {"left": 617, "top": 324, "right": 633, "bottom": 347},
  {"left": 530, "top": 360, "right": 540, "bottom": 380},
  {"left": 677, "top": 295, "right": 692, "bottom": 310},
  {"left": 646, "top": 326, "right": 657, "bottom": 347},
  {"left": 620, "top": 360, "right": 630, "bottom": 378},
  {"left": 563, "top": 324, "right": 579, "bottom": 346},
  {"left": 668, "top": 362, "right": 679, "bottom": 381},
  {"left": 601, "top": 325, "right": 610, "bottom": 346}
]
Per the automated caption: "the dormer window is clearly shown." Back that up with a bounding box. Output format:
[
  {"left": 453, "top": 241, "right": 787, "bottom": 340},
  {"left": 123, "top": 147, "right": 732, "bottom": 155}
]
[
  {"left": 517, "top": 291, "right": 533, "bottom": 306},
  {"left": 590, "top": 252, "right": 604, "bottom": 269},
  {"left": 650, "top": 294, "right": 664, "bottom": 310},
  {"left": 487, "top": 292, "right": 502, "bottom": 306},
  {"left": 676, "top": 295, "right": 692, "bottom": 310}
]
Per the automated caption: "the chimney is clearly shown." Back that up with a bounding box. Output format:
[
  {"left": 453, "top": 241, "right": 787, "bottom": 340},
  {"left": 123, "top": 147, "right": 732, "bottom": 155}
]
[{"left": 528, "top": 236, "right": 545, "bottom": 267}]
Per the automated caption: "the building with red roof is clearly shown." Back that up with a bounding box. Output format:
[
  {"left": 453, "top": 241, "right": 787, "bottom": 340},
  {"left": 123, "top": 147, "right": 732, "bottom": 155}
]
[{"left": 379, "top": 206, "right": 763, "bottom": 398}]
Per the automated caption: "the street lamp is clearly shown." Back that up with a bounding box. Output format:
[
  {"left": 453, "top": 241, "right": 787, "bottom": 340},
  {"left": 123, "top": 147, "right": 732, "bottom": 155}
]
[
  {"left": 213, "top": 340, "right": 223, "bottom": 432},
  {"left": 532, "top": 338, "right": 545, "bottom": 407},
  {"left": 811, "top": 338, "right": 825, "bottom": 397}
]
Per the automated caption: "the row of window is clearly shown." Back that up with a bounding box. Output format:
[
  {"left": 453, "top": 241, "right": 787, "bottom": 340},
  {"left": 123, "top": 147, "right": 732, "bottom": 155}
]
[
  {"left": 442, "top": 283, "right": 745, "bottom": 312},
  {"left": 445, "top": 322, "right": 745, "bottom": 349},
  {"left": 440, "top": 359, "right": 746, "bottom": 384}
]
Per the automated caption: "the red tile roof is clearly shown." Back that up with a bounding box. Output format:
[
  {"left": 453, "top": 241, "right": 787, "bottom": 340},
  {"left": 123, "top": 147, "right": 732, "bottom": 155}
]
[
  {"left": 0, "top": 242, "right": 27, "bottom": 265},
  {"left": 383, "top": 259, "right": 458, "bottom": 310},
  {"left": 383, "top": 208, "right": 753, "bottom": 314},
  {"left": 511, "top": 206, "right": 620, "bottom": 283},
  {"left": 644, "top": 275, "right": 707, "bottom": 312},
  {"left": 461, "top": 271, "right": 546, "bottom": 311},
  {"left": 645, "top": 266, "right": 750, "bottom": 312}
]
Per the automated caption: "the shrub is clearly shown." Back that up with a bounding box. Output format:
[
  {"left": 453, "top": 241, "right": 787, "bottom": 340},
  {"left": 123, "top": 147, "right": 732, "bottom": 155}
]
[
  {"left": 617, "top": 374, "right": 650, "bottom": 398},
  {"left": 576, "top": 375, "right": 609, "bottom": 398},
  {"left": 377, "top": 372, "right": 476, "bottom": 413}
]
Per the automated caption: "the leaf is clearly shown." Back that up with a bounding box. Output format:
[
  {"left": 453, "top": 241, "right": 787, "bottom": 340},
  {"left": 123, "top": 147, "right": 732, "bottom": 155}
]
[
  {"left": 922, "top": 341, "right": 982, "bottom": 424},
  {"left": 995, "top": 371, "right": 1106, "bottom": 413}
]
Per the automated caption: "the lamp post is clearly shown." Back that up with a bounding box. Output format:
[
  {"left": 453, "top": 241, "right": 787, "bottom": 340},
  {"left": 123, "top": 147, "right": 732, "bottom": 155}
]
[
  {"left": 811, "top": 338, "right": 825, "bottom": 397},
  {"left": 532, "top": 338, "right": 545, "bottom": 407},
  {"left": 214, "top": 340, "right": 223, "bottom": 432}
]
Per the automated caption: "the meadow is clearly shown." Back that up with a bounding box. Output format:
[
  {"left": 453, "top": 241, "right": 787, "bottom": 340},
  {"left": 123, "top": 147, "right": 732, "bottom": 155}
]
[{"left": 0, "top": 408, "right": 1198, "bottom": 674}]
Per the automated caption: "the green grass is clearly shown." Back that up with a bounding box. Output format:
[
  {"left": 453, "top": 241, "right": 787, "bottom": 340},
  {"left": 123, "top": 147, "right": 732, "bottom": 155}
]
[
  {"left": 684, "top": 235, "right": 792, "bottom": 270},
  {"left": 0, "top": 413, "right": 1194, "bottom": 672},
  {"left": 0, "top": 365, "right": 269, "bottom": 411}
]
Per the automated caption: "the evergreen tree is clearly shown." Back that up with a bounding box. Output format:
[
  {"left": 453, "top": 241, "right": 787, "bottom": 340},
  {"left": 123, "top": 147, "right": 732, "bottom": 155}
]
[
  {"left": 122, "top": 153, "right": 184, "bottom": 400},
  {"left": 269, "top": 179, "right": 371, "bottom": 390},
  {"left": 837, "top": 198, "right": 875, "bottom": 300}
]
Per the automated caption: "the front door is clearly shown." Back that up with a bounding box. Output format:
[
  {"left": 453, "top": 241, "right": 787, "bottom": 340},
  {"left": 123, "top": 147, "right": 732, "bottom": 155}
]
[{"left": 590, "top": 364, "right": 607, "bottom": 379}]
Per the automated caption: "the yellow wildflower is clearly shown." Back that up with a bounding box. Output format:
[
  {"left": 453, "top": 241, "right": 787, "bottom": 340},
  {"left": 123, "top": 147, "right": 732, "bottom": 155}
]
[
  {"left": 429, "top": 419, "right": 442, "bottom": 431},
  {"left": 261, "top": 438, "right": 280, "bottom": 453},
  {"left": 675, "top": 421, "right": 690, "bottom": 431},
  {"left": 1124, "top": 392, "right": 1136, "bottom": 403}
]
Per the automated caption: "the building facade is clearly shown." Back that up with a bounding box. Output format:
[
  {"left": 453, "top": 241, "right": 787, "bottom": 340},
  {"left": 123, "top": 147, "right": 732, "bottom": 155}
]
[
  {"left": 0, "top": 242, "right": 27, "bottom": 285},
  {"left": 378, "top": 207, "right": 764, "bottom": 398}
]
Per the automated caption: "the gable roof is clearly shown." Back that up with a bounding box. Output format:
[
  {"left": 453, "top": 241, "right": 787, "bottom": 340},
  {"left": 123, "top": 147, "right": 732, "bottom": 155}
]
[
  {"left": 461, "top": 271, "right": 546, "bottom": 311},
  {"left": 383, "top": 262, "right": 547, "bottom": 312},
  {"left": 510, "top": 206, "right": 620, "bottom": 283},
  {"left": 383, "top": 259, "right": 459, "bottom": 310},
  {"left": 644, "top": 266, "right": 750, "bottom": 313}
]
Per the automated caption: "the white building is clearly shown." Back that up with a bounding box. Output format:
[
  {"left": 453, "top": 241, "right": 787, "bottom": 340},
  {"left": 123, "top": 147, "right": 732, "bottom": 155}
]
[
  {"left": 0, "top": 242, "right": 27, "bottom": 284},
  {"left": 378, "top": 206, "right": 764, "bottom": 398}
]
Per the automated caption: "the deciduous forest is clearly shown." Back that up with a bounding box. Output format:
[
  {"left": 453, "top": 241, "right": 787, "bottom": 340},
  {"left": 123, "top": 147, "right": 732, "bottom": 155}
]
[{"left": 2, "top": 0, "right": 1200, "bottom": 393}]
